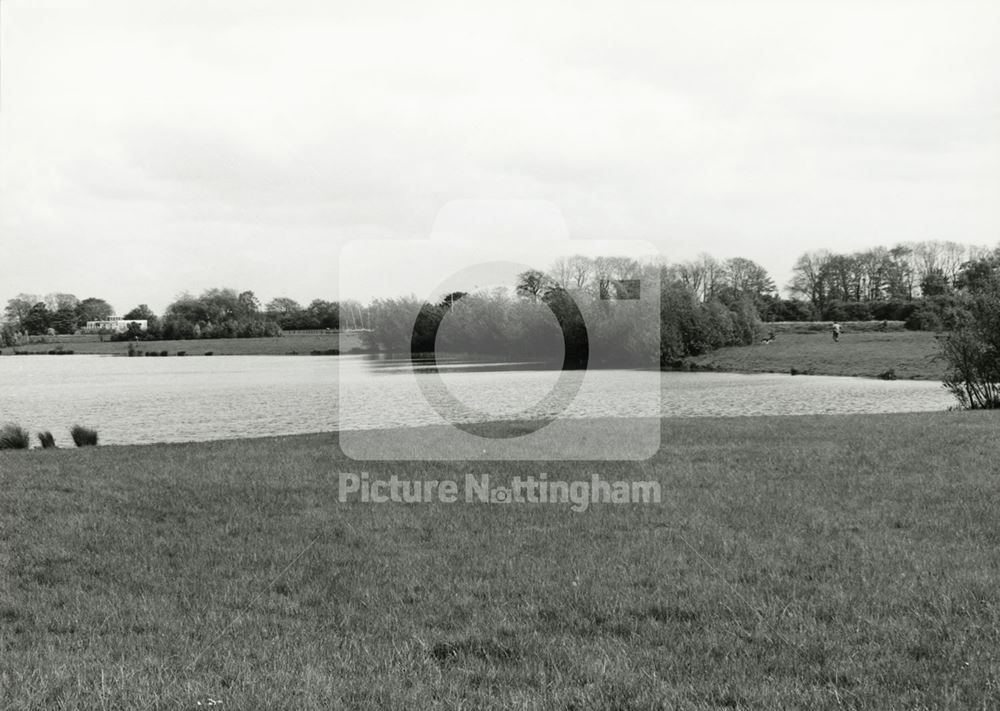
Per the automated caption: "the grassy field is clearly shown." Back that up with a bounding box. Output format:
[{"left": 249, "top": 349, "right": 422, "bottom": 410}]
[
  {"left": 688, "top": 330, "right": 945, "bottom": 380},
  {"left": 1, "top": 333, "right": 366, "bottom": 357},
  {"left": 3, "top": 412, "right": 1000, "bottom": 708}
]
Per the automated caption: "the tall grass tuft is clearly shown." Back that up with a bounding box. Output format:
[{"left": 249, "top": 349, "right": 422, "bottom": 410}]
[
  {"left": 70, "top": 425, "right": 99, "bottom": 447},
  {"left": 0, "top": 423, "right": 31, "bottom": 450},
  {"left": 37, "top": 431, "right": 57, "bottom": 449}
]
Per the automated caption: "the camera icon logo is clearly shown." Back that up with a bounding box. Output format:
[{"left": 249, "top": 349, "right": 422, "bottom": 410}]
[
  {"left": 489, "top": 487, "right": 512, "bottom": 505},
  {"left": 338, "top": 200, "right": 661, "bottom": 461}
]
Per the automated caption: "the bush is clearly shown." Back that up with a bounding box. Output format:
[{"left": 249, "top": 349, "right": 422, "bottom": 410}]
[
  {"left": 942, "top": 293, "right": 1000, "bottom": 409},
  {"left": 763, "top": 298, "right": 816, "bottom": 322},
  {"left": 0, "top": 423, "right": 31, "bottom": 450},
  {"left": 905, "top": 306, "right": 943, "bottom": 331},
  {"left": 871, "top": 300, "right": 917, "bottom": 322},
  {"left": 822, "top": 300, "right": 874, "bottom": 321},
  {"left": 37, "top": 431, "right": 57, "bottom": 448},
  {"left": 70, "top": 425, "right": 99, "bottom": 447}
]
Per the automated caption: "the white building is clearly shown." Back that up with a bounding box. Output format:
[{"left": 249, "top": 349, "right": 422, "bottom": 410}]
[{"left": 83, "top": 317, "right": 148, "bottom": 333}]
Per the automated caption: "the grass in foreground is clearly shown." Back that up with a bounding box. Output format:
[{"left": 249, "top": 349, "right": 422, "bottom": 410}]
[
  {"left": 688, "top": 330, "right": 945, "bottom": 380},
  {"left": 2, "top": 412, "right": 1000, "bottom": 708}
]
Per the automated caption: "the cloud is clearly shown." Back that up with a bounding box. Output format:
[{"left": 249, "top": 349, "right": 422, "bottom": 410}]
[{"left": 1, "top": 0, "right": 997, "bottom": 311}]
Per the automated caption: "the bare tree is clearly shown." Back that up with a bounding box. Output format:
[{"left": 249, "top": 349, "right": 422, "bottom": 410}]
[
  {"left": 548, "top": 257, "right": 574, "bottom": 289},
  {"left": 939, "top": 241, "right": 969, "bottom": 285},
  {"left": 3, "top": 294, "right": 40, "bottom": 330},
  {"left": 43, "top": 293, "right": 80, "bottom": 312},
  {"left": 722, "top": 257, "right": 776, "bottom": 301},
  {"left": 788, "top": 250, "right": 833, "bottom": 307},
  {"left": 567, "top": 255, "right": 593, "bottom": 290}
]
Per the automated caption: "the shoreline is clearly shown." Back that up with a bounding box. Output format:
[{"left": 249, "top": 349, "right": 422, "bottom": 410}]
[
  {"left": 0, "top": 408, "right": 965, "bottom": 454},
  {"left": 1, "top": 330, "right": 945, "bottom": 380}
]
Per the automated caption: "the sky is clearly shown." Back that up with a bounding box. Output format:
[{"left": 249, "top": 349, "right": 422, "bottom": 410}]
[{"left": 1, "top": 0, "right": 998, "bottom": 313}]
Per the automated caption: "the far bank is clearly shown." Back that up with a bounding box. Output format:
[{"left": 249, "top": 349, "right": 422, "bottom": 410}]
[
  {"left": 685, "top": 330, "right": 945, "bottom": 380},
  {"left": 2, "top": 329, "right": 947, "bottom": 382}
]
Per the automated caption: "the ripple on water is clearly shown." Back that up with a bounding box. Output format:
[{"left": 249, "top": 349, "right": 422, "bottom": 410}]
[{"left": 0, "top": 355, "right": 953, "bottom": 445}]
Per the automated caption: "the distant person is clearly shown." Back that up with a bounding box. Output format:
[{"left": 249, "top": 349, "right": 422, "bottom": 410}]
[{"left": 832, "top": 322, "right": 842, "bottom": 342}]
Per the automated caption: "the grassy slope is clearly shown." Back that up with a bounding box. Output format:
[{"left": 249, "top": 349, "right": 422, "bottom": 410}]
[
  {"left": 688, "top": 330, "right": 945, "bottom": 380},
  {"left": 3, "top": 412, "right": 1000, "bottom": 709},
  {"left": 2, "top": 333, "right": 365, "bottom": 357}
]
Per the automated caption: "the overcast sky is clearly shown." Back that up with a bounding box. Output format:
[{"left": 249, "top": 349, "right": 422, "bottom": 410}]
[{"left": 1, "top": 0, "right": 998, "bottom": 313}]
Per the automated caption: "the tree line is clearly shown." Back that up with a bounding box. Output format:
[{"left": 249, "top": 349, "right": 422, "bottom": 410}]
[
  {"left": 4, "top": 240, "right": 997, "bottom": 360},
  {"left": 0, "top": 290, "right": 353, "bottom": 346},
  {"left": 363, "top": 255, "right": 766, "bottom": 367},
  {"left": 784, "top": 240, "right": 993, "bottom": 323}
]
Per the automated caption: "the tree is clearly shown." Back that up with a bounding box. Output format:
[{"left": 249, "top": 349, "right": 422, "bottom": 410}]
[
  {"left": 200, "top": 288, "right": 241, "bottom": 323},
  {"left": 123, "top": 304, "right": 157, "bottom": 321},
  {"left": 855, "top": 247, "right": 892, "bottom": 301},
  {"left": 265, "top": 297, "right": 306, "bottom": 329},
  {"left": 515, "top": 270, "right": 551, "bottom": 301},
  {"left": 567, "top": 255, "right": 594, "bottom": 289},
  {"left": 4, "top": 294, "right": 39, "bottom": 330},
  {"left": 22, "top": 302, "right": 51, "bottom": 335},
  {"left": 939, "top": 251, "right": 1000, "bottom": 408},
  {"left": 0, "top": 322, "right": 18, "bottom": 347},
  {"left": 919, "top": 269, "right": 951, "bottom": 297},
  {"left": 677, "top": 254, "right": 724, "bottom": 302},
  {"left": 941, "top": 289, "right": 1000, "bottom": 409},
  {"left": 162, "top": 288, "right": 279, "bottom": 339},
  {"left": 266, "top": 297, "right": 302, "bottom": 317},
  {"left": 885, "top": 245, "right": 917, "bottom": 300},
  {"left": 44, "top": 293, "right": 79, "bottom": 312},
  {"left": 76, "top": 298, "right": 114, "bottom": 328},
  {"left": 121, "top": 304, "right": 161, "bottom": 338},
  {"left": 50, "top": 306, "right": 79, "bottom": 334},
  {"left": 721, "top": 257, "right": 776, "bottom": 306},
  {"left": 788, "top": 250, "right": 832, "bottom": 308},
  {"left": 955, "top": 250, "right": 1000, "bottom": 294},
  {"left": 940, "top": 241, "right": 970, "bottom": 285},
  {"left": 306, "top": 299, "right": 339, "bottom": 329},
  {"left": 825, "top": 253, "right": 860, "bottom": 302},
  {"left": 237, "top": 290, "right": 260, "bottom": 317},
  {"left": 121, "top": 322, "right": 147, "bottom": 341}
]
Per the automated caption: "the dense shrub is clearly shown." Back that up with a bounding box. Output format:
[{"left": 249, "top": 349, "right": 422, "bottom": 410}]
[
  {"left": 37, "top": 431, "right": 57, "bottom": 448},
  {"left": 870, "top": 300, "right": 918, "bottom": 322},
  {"left": 762, "top": 298, "right": 816, "bottom": 322},
  {"left": 942, "top": 292, "right": 1000, "bottom": 409},
  {"left": 0, "top": 423, "right": 31, "bottom": 450},
  {"left": 70, "top": 425, "right": 99, "bottom": 447},
  {"left": 904, "top": 295, "right": 970, "bottom": 331}
]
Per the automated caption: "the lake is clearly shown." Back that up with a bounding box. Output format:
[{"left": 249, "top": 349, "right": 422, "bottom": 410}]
[{"left": 0, "top": 355, "right": 954, "bottom": 447}]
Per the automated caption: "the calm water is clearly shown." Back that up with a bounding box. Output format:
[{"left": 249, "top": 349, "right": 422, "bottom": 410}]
[{"left": 0, "top": 355, "right": 954, "bottom": 446}]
